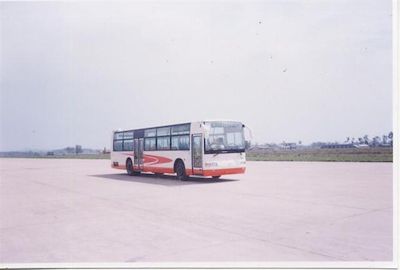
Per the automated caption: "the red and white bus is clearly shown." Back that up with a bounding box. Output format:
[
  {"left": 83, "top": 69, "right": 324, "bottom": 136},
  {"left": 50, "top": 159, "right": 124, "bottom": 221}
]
[{"left": 111, "top": 120, "right": 247, "bottom": 180}]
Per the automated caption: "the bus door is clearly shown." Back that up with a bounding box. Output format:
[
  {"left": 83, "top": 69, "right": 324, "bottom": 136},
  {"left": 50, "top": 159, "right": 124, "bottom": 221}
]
[
  {"left": 134, "top": 138, "right": 144, "bottom": 170},
  {"left": 191, "top": 134, "right": 203, "bottom": 174}
]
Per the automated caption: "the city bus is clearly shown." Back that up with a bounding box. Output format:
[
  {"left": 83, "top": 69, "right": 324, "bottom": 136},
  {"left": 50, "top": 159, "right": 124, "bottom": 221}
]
[{"left": 111, "top": 120, "right": 247, "bottom": 180}]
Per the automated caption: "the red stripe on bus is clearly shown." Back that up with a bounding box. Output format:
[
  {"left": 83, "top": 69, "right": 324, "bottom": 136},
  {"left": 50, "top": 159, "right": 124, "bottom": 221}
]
[
  {"left": 113, "top": 163, "right": 245, "bottom": 177},
  {"left": 192, "top": 168, "right": 203, "bottom": 175},
  {"left": 117, "top": 153, "right": 172, "bottom": 165},
  {"left": 143, "top": 166, "right": 174, "bottom": 174},
  {"left": 143, "top": 154, "right": 173, "bottom": 165}
]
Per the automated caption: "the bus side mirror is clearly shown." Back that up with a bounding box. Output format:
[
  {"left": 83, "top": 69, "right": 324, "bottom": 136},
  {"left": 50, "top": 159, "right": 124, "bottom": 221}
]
[{"left": 244, "top": 125, "right": 253, "bottom": 147}]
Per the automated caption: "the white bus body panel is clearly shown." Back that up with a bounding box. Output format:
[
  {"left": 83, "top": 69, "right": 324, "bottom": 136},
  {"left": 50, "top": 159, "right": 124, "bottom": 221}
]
[{"left": 111, "top": 121, "right": 246, "bottom": 177}]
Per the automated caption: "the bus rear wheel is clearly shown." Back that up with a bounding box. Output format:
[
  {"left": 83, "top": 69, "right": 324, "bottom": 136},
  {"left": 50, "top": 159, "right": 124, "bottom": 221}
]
[
  {"left": 126, "top": 159, "right": 134, "bottom": 176},
  {"left": 175, "top": 160, "right": 188, "bottom": 181},
  {"left": 212, "top": 176, "right": 221, "bottom": 179}
]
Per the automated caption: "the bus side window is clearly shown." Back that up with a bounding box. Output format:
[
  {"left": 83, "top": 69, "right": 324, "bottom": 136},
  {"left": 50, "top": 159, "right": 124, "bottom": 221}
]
[
  {"left": 157, "top": 127, "right": 170, "bottom": 136},
  {"left": 123, "top": 139, "right": 133, "bottom": 151},
  {"left": 123, "top": 131, "right": 133, "bottom": 140},
  {"left": 179, "top": 135, "right": 190, "bottom": 150},
  {"left": 145, "top": 129, "right": 156, "bottom": 137},
  {"left": 171, "top": 136, "right": 179, "bottom": 150},
  {"left": 171, "top": 124, "right": 190, "bottom": 135},
  {"left": 171, "top": 135, "right": 189, "bottom": 150},
  {"left": 144, "top": 138, "right": 156, "bottom": 151},
  {"left": 157, "top": 136, "right": 170, "bottom": 150}
]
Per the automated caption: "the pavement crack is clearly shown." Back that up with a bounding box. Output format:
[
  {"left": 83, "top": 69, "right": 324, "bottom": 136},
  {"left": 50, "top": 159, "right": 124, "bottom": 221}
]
[{"left": 327, "top": 207, "right": 393, "bottom": 225}]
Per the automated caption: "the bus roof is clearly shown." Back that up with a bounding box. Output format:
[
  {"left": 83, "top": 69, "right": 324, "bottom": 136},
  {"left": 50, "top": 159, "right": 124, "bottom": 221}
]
[{"left": 112, "top": 119, "right": 243, "bottom": 133}]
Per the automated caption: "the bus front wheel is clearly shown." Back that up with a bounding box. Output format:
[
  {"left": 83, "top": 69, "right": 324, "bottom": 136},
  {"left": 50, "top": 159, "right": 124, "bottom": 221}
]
[{"left": 175, "top": 160, "right": 188, "bottom": 181}]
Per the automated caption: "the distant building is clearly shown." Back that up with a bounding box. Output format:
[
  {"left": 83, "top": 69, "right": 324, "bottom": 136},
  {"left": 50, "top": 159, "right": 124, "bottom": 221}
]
[
  {"left": 321, "top": 143, "right": 356, "bottom": 149},
  {"left": 280, "top": 142, "right": 297, "bottom": 149},
  {"left": 252, "top": 145, "right": 273, "bottom": 150}
]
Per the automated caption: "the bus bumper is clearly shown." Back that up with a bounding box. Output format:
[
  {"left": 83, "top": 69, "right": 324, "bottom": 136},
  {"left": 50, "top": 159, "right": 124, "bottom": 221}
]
[{"left": 201, "top": 167, "right": 246, "bottom": 177}]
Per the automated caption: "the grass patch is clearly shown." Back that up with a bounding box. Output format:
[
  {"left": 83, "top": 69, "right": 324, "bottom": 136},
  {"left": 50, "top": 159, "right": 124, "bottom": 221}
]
[{"left": 247, "top": 148, "right": 393, "bottom": 162}]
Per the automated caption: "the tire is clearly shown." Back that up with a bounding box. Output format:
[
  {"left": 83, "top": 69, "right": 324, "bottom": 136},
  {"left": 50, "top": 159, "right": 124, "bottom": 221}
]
[
  {"left": 175, "top": 160, "right": 188, "bottom": 181},
  {"left": 126, "top": 159, "right": 134, "bottom": 176},
  {"left": 212, "top": 175, "right": 221, "bottom": 179}
]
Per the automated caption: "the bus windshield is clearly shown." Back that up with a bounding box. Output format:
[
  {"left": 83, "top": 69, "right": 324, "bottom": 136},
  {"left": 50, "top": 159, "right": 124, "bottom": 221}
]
[{"left": 204, "top": 121, "right": 245, "bottom": 153}]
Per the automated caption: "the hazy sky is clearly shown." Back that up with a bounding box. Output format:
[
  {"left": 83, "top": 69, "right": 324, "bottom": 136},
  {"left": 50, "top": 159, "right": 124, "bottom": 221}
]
[{"left": 0, "top": 0, "right": 393, "bottom": 151}]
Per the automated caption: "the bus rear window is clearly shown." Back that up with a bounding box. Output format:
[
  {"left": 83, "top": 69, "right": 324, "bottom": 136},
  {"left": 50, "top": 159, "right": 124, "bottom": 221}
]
[
  {"left": 113, "top": 140, "right": 123, "bottom": 151},
  {"left": 114, "top": 132, "right": 124, "bottom": 140}
]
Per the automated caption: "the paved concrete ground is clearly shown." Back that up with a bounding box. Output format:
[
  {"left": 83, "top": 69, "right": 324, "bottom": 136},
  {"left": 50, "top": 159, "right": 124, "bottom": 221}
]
[{"left": 0, "top": 158, "right": 393, "bottom": 263}]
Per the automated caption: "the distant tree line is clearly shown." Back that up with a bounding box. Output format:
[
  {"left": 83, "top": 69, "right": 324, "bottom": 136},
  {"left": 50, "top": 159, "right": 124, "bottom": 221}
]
[{"left": 251, "top": 131, "right": 393, "bottom": 150}]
